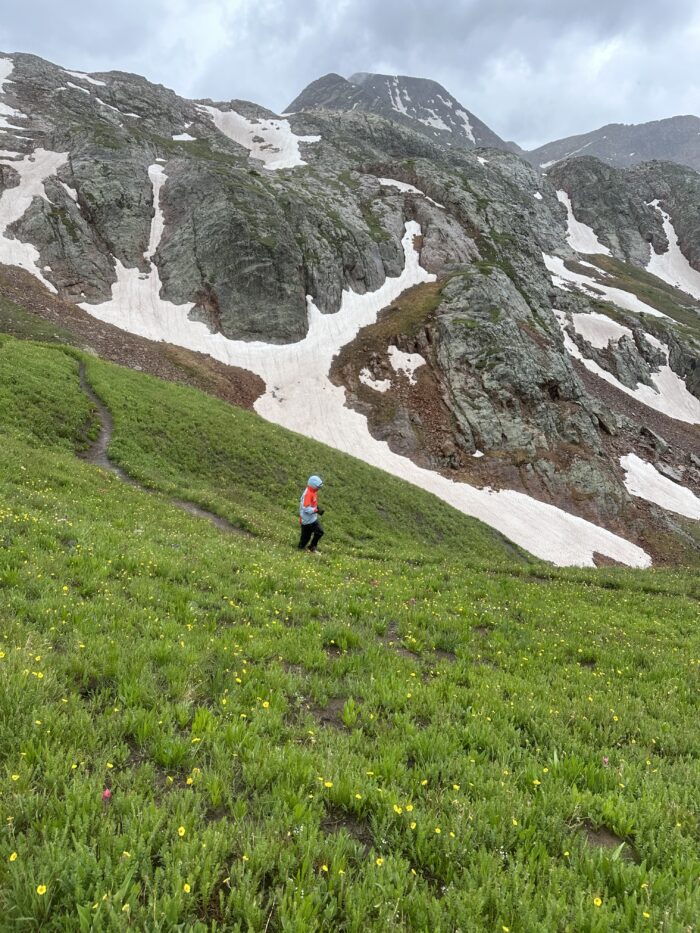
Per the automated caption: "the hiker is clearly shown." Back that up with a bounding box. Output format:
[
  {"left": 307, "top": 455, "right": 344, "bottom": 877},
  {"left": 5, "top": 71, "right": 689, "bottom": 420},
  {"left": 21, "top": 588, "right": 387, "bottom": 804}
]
[{"left": 298, "top": 474, "right": 324, "bottom": 552}]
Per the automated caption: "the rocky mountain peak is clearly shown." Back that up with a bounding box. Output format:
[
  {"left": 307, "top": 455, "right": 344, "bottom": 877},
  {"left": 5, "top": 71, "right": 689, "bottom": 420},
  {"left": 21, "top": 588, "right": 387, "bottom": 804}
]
[{"left": 286, "top": 71, "right": 516, "bottom": 153}]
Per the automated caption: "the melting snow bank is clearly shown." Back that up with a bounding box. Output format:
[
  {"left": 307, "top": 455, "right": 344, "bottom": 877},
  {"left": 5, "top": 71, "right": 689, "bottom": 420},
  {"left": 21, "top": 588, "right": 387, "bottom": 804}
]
[
  {"left": 378, "top": 178, "right": 445, "bottom": 209},
  {"left": 63, "top": 69, "right": 106, "bottom": 87},
  {"left": 80, "top": 164, "right": 195, "bottom": 331},
  {"left": 621, "top": 454, "right": 700, "bottom": 519},
  {"left": 556, "top": 191, "right": 610, "bottom": 255},
  {"left": 198, "top": 105, "right": 320, "bottom": 170},
  {"left": 554, "top": 309, "right": 700, "bottom": 424},
  {"left": 0, "top": 148, "right": 68, "bottom": 290},
  {"left": 0, "top": 57, "right": 25, "bottom": 131},
  {"left": 0, "top": 58, "right": 13, "bottom": 93},
  {"left": 388, "top": 347, "right": 425, "bottom": 384},
  {"left": 544, "top": 253, "right": 666, "bottom": 318},
  {"left": 80, "top": 171, "right": 650, "bottom": 566},
  {"left": 646, "top": 200, "right": 700, "bottom": 301},
  {"left": 359, "top": 369, "right": 391, "bottom": 392}
]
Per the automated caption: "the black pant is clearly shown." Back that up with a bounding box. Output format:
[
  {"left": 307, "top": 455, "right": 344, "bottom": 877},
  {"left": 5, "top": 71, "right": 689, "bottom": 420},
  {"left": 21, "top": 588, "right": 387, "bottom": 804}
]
[{"left": 298, "top": 520, "right": 324, "bottom": 550}]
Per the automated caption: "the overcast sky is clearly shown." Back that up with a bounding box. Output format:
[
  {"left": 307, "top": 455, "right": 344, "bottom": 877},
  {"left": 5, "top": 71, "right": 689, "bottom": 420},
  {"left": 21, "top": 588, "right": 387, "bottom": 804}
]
[{"left": 2, "top": 0, "right": 698, "bottom": 148}]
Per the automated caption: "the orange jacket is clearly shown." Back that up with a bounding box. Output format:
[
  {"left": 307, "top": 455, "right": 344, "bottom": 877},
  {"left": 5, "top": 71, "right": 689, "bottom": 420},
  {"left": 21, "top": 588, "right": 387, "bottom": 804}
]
[{"left": 299, "top": 485, "right": 319, "bottom": 524}]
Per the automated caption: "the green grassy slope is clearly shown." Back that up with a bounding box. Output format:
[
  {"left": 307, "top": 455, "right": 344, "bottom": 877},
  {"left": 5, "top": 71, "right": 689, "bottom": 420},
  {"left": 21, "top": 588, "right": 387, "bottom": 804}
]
[{"left": 1, "top": 337, "right": 698, "bottom": 931}]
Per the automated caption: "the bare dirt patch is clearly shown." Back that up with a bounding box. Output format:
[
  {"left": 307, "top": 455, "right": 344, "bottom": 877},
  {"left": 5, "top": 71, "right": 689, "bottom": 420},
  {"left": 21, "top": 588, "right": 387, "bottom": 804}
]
[
  {"left": 310, "top": 696, "right": 348, "bottom": 730},
  {"left": 321, "top": 806, "right": 374, "bottom": 857},
  {"left": 380, "top": 621, "right": 417, "bottom": 659},
  {"left": 580, "top": 820, "right": 640, "bottom": 863}
]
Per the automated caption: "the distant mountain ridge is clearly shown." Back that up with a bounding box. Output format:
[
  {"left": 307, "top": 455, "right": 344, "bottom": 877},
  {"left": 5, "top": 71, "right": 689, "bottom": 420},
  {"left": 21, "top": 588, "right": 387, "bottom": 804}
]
[
  {"left": 527, "top": 115, "right": 700, "bottom": 173},
  {"left": 286, "top": 72, "right": 518, "bottom": 153},
  {"left": 287, "top": 74, "right": 700, "bottom": 175}
]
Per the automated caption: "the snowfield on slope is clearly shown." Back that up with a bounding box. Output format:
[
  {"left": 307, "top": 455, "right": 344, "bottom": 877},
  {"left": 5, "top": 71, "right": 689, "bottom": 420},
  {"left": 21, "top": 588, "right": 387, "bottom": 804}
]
[
  {"left": 199, "top": 105, "right": 320, "bottom": 170},
  {"left": 0, "top": 148, "right": 68, "bottom": 290},
  {"left": 544, "top": 253, "right": 666, "bottom": 318},
  {"left": 556, "top": 191, "right": 611, "bottom": 255},
  {"left": 621, "top": 454, "right": 700, "bottom": 519},
  {"left": 378, "top": 178, "right": 445, "bottom": 209},
  {"left": 0, "top": 56, "right": 26, "bottom": 131},
  {"left": 79, "top": 164, "right": 651, "bottom": 568},
  {"left": 647, "top": 200, "right": 700, "bottom": 301},
  {"left": 554, "top": 308, "right": 700, "bottom": 424}
]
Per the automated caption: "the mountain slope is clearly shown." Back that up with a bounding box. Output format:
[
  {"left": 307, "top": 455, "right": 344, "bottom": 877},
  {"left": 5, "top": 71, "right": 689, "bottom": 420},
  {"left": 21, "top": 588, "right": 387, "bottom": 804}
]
[
  {"left": 527, "top": 115, "right": 700, "bottom": 172},
  {"left": 1, "top": 334, "right": 699, "bottom": 929},
  {"left": 286, "top": 72, "right": 516, "bottom": 152},
  {"left": 1, "top": 51, "right": 699, "bottom": 566}
]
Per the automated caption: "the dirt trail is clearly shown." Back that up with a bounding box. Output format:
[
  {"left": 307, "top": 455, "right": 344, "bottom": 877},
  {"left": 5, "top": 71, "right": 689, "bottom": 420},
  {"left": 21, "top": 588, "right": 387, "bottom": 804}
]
[{"left": 78, "top": 362, "right": 248, "bottom": 536}]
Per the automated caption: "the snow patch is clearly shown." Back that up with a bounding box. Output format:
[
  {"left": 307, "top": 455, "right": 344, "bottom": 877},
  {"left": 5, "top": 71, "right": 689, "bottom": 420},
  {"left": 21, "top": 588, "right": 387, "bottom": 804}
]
[
  {"left": 172, "top": 133, "right": 196, "bottom": 142},
  {"left": 415, "top": 108, "right": 450, "bottom": 131},
  {"left": 455, "top": 109, "right": 475, "bottom": 143},
  {"left": 0, "top": 148, "right": 69, "bottom": 291},
  {"left": 0, "top": 62, "right": 25, "bottom": 132},
  {"left": 556, "top": 190, "right": 610, "bottom": 255},
  {"left": 570, "top": 311, "right": 631, "bottom": 348},
  {"left": 543, "top": 253, "right": 666, "bottom": 318},
  {"left": 555, "top": 308, "right": 700, "bottom": 424},
  {"left": 476, "top": 156, "right": 488, "bottom": 166},
  {"left": 359, "top": 369, "right": 391, "bottom": 392},
  {"left": 621, "top": 453, "right": 700, "bottom": 519},
  {"left": 388, "top": 77, "right": 409, "bottom": 116},
  {"left": 388, "top": 346, "right": 426, "bottom": 384},
  {"left": 60, "top": 181, "right": 79, "bottom": 203},
  {"left": 534, "top": 191, "right": 543, "bottom": 201},
  {"left": 66, "top": 81, "right": 90, "bottom": 95},
  {"left": 94, "top": 97, "right": 140, "bottom": 118},
  {"left": 0, "top": 58, "right": 13, "bottom": 93},
  {"left": 63, "top": 69, "right": 106, "bottom": 87},
  {"left": 378, "top": 177, "right": 445, "bottom": 209},
  {"left": 646, "top": 200, "right": 700, "bottom": 300},
  {"left": 472, "top": 450, "right": 485, "bottom": 458},
  {"left": 199, "top": 105, "right": 320, "bottom": 170},
  {"left": 79, "top": 179, "right": 650, "bottom": 567}
]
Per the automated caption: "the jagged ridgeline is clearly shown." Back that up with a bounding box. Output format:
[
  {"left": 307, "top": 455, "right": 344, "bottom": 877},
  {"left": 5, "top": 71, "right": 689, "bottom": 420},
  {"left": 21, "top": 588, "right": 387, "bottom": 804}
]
[{"left": 0, "top": 51, "right": 698, "bottom": 567}]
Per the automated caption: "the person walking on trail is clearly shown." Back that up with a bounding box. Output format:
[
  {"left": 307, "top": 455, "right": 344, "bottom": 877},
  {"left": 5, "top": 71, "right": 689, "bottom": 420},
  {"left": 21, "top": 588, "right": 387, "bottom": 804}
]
[{"left": 298, "top": 475, "right": 324, "bottom": 552}]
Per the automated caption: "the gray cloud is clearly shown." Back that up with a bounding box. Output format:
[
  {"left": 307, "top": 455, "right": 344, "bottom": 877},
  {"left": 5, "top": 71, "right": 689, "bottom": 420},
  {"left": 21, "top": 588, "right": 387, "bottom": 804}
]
[{"left": 1, "top": 0, "right": 698, "bottom": 148}]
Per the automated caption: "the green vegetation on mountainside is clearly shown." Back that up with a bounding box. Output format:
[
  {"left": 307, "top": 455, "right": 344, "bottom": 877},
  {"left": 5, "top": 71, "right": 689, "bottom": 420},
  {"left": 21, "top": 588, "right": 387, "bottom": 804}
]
[
  {"left": 0, "top": 336, "right": 699, "bottom": 931},
  {"left": 582, "top": 256, "right": 700, "bottom": 340}
]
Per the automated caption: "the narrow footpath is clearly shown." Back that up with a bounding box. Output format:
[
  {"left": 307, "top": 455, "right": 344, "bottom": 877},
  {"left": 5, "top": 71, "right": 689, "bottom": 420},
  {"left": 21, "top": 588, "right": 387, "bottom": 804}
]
[{"left": 78, "top": 362, "right": 248, "bottom": 535}]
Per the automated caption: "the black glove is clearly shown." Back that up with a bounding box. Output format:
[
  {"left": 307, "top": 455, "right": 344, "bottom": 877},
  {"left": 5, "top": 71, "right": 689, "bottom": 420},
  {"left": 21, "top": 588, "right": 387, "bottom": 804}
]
[{"left": 317, "top": 507, "right": 325, "bottom": 515}]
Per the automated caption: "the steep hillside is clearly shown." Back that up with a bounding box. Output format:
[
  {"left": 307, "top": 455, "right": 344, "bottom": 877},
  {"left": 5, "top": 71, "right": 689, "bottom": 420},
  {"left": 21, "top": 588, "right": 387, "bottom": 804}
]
[
  {"left": 1, "top": 336, "right": 699, "bottom": 930},
  {"left": 0, "top": 51, "right": 698, "bottom": 566},
  {"left": 528, "top": 115, "right": 700, "bottom": 172},
  {"left": 286, "top": 72, "right": 516, "bottom": 152}
]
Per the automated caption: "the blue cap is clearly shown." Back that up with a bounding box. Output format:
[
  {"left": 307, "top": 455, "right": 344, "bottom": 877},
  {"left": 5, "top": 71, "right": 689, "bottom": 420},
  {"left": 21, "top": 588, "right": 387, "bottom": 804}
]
[{"left": 307, "top": 475, "right": 323, "bottom": 488}]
